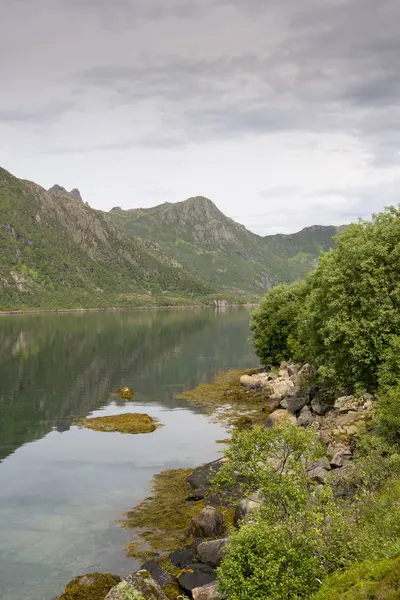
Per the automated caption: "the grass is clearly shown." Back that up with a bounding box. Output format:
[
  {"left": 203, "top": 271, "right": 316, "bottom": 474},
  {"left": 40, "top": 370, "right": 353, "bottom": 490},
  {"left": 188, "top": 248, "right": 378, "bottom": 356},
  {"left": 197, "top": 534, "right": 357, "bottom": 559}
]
[{"left": 78, "top": 413, "right": 160, "bottom": 434}]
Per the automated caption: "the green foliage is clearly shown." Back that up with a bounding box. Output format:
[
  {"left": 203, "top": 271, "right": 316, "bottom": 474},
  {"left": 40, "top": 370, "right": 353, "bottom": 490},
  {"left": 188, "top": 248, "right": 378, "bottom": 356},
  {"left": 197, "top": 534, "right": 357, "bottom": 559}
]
[
  {"left": 249, "top": 281, "right": 307, "bottom": 365},
  {"left": 217, "top": 520, "right": 322, "bottom": 600},
  {"left": 376, "top": 383, "right": 400, "bottom": 447},
  {"left": 215, "top": 425, "right": 400, "bottom": 600},
  {"left": 310, "top": 558, "right": 400, "bottom": 600},
  {"left": 213, "top": 424, "right": 324, "bottom": 520},
  {"left": 300, "top": 208, "right": 400, "bottom": 391}
]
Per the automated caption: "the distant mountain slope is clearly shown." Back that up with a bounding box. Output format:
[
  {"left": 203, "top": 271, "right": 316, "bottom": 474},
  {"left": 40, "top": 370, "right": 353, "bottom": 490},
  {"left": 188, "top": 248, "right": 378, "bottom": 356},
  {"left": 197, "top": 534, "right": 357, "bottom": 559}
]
[
  {"left": 111, "top": 197, "right": 341, "bottom": 293},
  {"left": 0, "top": 168, "right": 212, "bottom": 309}
]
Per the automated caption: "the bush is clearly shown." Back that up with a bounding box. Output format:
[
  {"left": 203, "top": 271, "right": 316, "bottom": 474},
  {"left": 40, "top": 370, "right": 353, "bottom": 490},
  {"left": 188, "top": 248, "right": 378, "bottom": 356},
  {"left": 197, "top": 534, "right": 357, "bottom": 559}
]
[
  {"left": 249, "top": 280, "right": 307, "bottom": 366},
  {"left": 217, "top": 520, "right": 322, "bottom": 600},
  {"left": 376, "top": 383, "right": 400, "bottom": 447}
]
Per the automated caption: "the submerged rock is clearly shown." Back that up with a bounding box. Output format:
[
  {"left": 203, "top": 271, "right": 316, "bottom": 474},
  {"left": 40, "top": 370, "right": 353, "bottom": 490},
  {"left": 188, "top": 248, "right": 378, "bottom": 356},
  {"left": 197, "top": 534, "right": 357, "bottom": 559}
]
[
  {"left": 78, "top": 413, "right": 158, "bottom": 434},
  {"left": 111, "top": 387, "right": 135, "bottom": 400}
]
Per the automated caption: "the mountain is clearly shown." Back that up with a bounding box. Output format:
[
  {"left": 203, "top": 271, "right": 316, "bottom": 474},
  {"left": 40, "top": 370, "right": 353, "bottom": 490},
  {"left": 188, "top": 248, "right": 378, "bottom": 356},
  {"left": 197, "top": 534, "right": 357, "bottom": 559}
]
[
  {"left": 0, "top": 167, "right": 341, "bottom": 310},
  {"left": 0, "top": 168, "right": 212, "bottom": 310},
  {"left": 110, "top": 197, "right": 341, "bottom": 294}
]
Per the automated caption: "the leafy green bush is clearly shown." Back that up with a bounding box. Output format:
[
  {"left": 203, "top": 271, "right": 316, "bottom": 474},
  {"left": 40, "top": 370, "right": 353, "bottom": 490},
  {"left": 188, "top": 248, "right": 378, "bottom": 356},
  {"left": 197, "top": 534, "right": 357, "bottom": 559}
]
[
  {"left": 249, "top": 281, "right": 307, "bottom": 366},
  {"left": 217, "top": 520, "right": 322, "bottom": 600},
  {"left": 376, "top": 383, "right": 400, "bottom": 447}
]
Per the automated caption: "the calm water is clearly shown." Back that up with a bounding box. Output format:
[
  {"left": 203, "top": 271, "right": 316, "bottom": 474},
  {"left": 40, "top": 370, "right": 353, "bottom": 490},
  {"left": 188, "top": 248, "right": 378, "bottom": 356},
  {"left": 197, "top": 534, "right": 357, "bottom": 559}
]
[{"left": 0, "top": 307, "right": 256, "bottom": 600}]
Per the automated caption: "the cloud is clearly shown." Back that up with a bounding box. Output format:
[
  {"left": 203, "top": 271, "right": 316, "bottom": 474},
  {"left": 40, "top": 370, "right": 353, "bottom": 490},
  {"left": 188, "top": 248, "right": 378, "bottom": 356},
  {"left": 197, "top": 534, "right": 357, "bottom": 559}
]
[{"left": 0, "top": 0, "right": 399, "bottom": 233}]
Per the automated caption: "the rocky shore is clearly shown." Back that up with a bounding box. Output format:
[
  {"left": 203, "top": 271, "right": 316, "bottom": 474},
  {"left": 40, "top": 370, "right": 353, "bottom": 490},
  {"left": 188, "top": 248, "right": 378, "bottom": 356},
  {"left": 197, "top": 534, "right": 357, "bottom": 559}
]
[{"left": 56, "top": 362, "right": 375, "bottom": 600}]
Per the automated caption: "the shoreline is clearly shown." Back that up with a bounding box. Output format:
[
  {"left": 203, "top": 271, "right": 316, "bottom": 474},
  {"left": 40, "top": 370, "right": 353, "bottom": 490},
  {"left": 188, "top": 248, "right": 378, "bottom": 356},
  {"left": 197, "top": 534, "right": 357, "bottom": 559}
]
[{"left": 0, "top": 302, "right": 258, "bottom": 317}]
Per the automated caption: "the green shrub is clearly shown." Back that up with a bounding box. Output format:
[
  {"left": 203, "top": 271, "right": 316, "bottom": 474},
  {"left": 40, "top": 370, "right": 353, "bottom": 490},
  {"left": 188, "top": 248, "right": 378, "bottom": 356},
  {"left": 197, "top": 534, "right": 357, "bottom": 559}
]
[
  {"left": 249, "top": 280, "right": 307, "bottom": 366},
  {"left": 217, "top": 520, "right": 322, "bottom": 600}
]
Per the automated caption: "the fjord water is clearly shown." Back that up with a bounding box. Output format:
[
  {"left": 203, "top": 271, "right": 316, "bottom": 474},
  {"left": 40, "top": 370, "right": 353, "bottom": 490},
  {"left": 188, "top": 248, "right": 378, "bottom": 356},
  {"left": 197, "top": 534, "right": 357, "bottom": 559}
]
[{"left": 0, "top": 307, "right": 256, "bottom": 600}]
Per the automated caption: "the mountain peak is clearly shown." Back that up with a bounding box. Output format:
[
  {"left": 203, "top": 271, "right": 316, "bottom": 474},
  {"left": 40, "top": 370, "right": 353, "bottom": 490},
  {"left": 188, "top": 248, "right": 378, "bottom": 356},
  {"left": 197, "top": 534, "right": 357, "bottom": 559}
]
[{"left": 48, "top": 184, "right": 83, "bottom": 203}]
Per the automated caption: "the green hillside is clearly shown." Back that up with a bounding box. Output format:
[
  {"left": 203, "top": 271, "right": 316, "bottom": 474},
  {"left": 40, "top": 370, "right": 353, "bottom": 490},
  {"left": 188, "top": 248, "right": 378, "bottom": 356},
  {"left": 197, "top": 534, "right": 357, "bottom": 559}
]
[
  {"left": 111, "top": 197, "right": 341, "bottom": 293},
  {"left": 0, "top": 168, "right": 212, "bottom": 310}
]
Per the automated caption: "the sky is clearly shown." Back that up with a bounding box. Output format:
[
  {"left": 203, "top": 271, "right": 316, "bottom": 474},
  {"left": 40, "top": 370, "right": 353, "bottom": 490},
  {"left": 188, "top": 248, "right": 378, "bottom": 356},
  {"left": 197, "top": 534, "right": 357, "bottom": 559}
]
[{"left": 1, "top": 0, "right": 399, "bottom": 235}]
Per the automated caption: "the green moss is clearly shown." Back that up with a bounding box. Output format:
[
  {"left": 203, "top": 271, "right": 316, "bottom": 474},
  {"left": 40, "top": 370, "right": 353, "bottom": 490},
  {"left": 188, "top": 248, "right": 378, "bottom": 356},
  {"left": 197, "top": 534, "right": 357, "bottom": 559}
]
[
  {"left": 58, "top": 573, "right": 121, "bottom": 600},
  {"left": 121, "top": 468, "right": 206, "bottom": 558},
  {"left": 311, "top": 558, "right": 400, "bottom": 600},
  {"left": 176, "top": 369, "right": 270, "bottom": 426},
  {"left": 78, "top": 413, "right": 160, "bottom": 434}
]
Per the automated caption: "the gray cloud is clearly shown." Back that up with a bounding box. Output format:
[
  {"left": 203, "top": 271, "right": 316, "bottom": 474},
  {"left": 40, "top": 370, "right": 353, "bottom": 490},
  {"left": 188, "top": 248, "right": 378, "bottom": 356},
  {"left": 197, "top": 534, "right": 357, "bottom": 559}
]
[{"left": 1, "top": 0, "right": 399, "bottom": 233}]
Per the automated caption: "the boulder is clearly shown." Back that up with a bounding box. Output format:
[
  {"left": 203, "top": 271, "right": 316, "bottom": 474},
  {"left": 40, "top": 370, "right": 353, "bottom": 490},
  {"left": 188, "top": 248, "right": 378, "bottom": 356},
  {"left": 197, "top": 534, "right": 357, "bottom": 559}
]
[
  {"left": 297, "top": 405, "right": 316, "bottom": 427},
  {"left": 240, "top": 374, "right": 268, "bottom": 390},
  {"left": 105, "top": 571, "right": 168, "bottom": 600},
  {"left": 297, "top": 363, "right": 315, "bottom": 383},
  {"left": 169, "top": 548, "right": 195, "bottom": 568},
  {"left": 197, "top": 538, "right": 229, "bottom": 568},
  {"left": 192, "top": 582, "right": 219, "bottom": 600},
  {"left": 311, "top": 397, "right": 333, "bottom": 416},
  {"left": 187, "top": 459, "right": 225, "bottom": 493},
  {"left": 281, "top": 394, "right": 309, "bottom": 414},
  {"left": 178, "top": 564, "right": 216, "bottom": 594},
  {"left": 308, "top": 466, "right": 330, "bottom": 484},
  {"left": 312, "top": 457, "right": 332, "bottom": 471},
  {"left": 265, "top": 409, "right": 296, "bottom": 428},
  {"left": 334, "top": 394, "right": 374, "bottom": 413},
  {"left": 269, "top": 378, "right": 296, "bottom": 403},
  {"left": 330, "top": 451, "right": 352, "bottom": 469},
  {"left": 234, "top": 493, "right": 261, "bottom": 526},
  {"left": 190, "top": 506, "right": 225, "bottom": 538},
  {"left": 141, "top": 561, "right": 175, "bottom": 588}
]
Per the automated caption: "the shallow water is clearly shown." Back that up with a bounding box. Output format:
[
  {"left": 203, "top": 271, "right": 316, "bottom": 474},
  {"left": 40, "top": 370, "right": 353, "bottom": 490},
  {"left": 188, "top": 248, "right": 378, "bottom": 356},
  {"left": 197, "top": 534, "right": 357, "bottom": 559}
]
[{"left": 0, "top": 307, "right": 256, "bottom": 600}]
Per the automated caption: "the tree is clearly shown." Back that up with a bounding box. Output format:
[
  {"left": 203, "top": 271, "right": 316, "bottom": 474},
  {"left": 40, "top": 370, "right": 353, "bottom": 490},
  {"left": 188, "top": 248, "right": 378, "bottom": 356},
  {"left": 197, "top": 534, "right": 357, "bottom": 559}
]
[
  {"left": 249, "top": 280, "right": 307, "bottom": 366},
  {"left": 299, "top": 208, "right": 400, "bottom": 391}
]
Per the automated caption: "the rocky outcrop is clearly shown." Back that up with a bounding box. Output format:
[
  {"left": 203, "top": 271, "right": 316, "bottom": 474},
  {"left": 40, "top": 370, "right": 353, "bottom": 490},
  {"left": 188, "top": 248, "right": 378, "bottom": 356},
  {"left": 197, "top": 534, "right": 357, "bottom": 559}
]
[
  {"left": 190, "top": 506, "right": 225, "bottom": 538},
  {"left": 48, "top": 184, "right": 83, "bottom": 203},
  {"left": 265, "top": 409, "right": 296, "bottom": 428}
]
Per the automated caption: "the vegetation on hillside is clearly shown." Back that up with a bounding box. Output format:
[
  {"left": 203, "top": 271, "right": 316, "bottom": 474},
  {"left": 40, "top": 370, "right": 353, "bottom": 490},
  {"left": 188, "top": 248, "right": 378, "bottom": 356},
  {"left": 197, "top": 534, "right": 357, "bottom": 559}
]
[
  {"left": 111, "top": 197, "right": 340, "bottom": 294},
  {"left": 214, "top": 205, "right": 400, "bottom": 600},
  {"left": 0, "top": 167, "right": 212, "bottom": 310}
]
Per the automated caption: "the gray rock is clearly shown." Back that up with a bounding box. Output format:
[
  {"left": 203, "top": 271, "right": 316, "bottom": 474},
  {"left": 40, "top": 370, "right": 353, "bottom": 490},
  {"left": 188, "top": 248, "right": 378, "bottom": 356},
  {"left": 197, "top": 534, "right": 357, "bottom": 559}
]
[
  {"left": 192, "top": 582, "right": 219, "bottom": 600},
  {"left": 311, "top": 397, "right": 333, "bottom": 416},
  {"left": 141, "top": 561, "right": 175, "bottom": 587},
  {"left": 312, "top": 457, "right": 332, "bottom": 471},
  {"left": 105, "top": 571, "right": 168, "bottom": 600},
  {"left": 330, "top": 451, "right": 352, "bottom": 469},
  {"left": 178, "top": 564, "right": 216, "bottom": 593},
  {"left": 308, "top": 466, "right": 330, "bottom": 484},
  {"left": 281, "top": 394, "right": 309, "bottom": 414},
  {"left": 197, "top": 538, "right": 229, "bottom": 568},
  {"left": 297, "top": 405, "right": 315, "bottom": 427},
  {"left": 169, "top": 548, "right": 195, "bottom": 568},
  {"left": 190, "top": 506, "right": 225, "bottom": 538},
  {"left": 334, "top": 394, "right": 374, "bottom": 413},
  {"left": 234, "top": 493, "right": 261, "bottom": 526}
]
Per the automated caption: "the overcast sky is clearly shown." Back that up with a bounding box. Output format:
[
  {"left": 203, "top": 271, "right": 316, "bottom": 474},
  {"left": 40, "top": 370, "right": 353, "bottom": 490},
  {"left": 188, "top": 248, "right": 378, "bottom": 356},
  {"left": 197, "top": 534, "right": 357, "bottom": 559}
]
[{"left": 1, "top": 0, "right": 399, "bottom": 234}]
